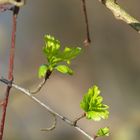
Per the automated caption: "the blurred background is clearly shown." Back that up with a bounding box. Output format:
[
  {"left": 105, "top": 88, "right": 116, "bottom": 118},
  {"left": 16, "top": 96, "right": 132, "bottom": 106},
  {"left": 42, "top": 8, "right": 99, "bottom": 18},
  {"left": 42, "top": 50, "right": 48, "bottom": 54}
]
[{"left": 0, "top": 0, "right": 140, "bottom": 140}]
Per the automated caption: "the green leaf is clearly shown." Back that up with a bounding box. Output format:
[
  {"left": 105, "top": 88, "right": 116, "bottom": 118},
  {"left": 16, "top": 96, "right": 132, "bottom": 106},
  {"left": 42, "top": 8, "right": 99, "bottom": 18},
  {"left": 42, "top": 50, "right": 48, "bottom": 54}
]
[
  {"left": 96, "top": 127, "right": 110, "bottom": 137},
  {"left": 49, "top": 47, "right": 82, "bottom": 64},
  {"left": 42, "top": 35, "right": 81, "bottom": 65},
  {"left": 80, "top": 85, "right": 109, "bottom": 121},
  {"left": 38, "top": 65, "right": 48, "bottom": 78},
  {"left": 41, "top": 35, "right": 82, "bottom": 76},
  {"left": 43, "top": 35, "right": 60, "bottom": 62},
  {"left": 86, "top": 110, "right": 109, "bottom": 121},
  {"left": 55, "top": 65, "right": 73, "bottom": 75},
  {"left": 62, "top": 47, "right": 82, "bottom": 60}
]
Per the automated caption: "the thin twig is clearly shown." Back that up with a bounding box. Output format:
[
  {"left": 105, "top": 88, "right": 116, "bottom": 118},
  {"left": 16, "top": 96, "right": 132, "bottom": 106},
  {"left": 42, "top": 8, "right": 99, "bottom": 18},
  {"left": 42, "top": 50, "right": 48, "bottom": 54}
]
[
  {"left": 30, "top": 79, "right": 46, "bottom": 94},
  {"left": 81, "top": 0, "right": 91, "bottom": 47},
  {"left": 0, "top": 78, "right": 94, "bottom": 140},
  {"left": 73, "top": 112, "right": 86, "bottom": 126},
  {"left": 94, "top": 135, "right": 98, "bottom": 140},
  {"left": 0, "top": 6, "right": 19, "bottom": 139},
  {"left": 30, "top": 70, "right": 52, "bottom": 94},
  {"left": 98, "top": 0, "right": 140, "bottom": 33},
  {"left": 41, "top": 114, "right": 57, "bottom": 131}
]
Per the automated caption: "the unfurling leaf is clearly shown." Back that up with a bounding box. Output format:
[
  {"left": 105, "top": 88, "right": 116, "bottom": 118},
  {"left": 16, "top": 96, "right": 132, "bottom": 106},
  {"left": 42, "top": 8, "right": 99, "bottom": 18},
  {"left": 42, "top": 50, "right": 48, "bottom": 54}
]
[
  {"left": 43, "top": 35, "right": 60, "bottom": 63},
  {"left": 55, "top": 65, "right": 73, "bottom": 75},
  {"left": 40, "top": 35, "right": 82, "bottom": 76},
  {"left": 43, "top": 35, "right": 60, "bottom": 55},
  {"left": 38, "top": 65, "right": 48, "bottom": 78},
  {"left": 62, "top": 47, "right": 82, "bottom": 61},
  {"left": 80, "top": 85, "right": 109, "bottom": 121},
  {"left": 96, "top": 127, "right": 110, "bottom": 137}
]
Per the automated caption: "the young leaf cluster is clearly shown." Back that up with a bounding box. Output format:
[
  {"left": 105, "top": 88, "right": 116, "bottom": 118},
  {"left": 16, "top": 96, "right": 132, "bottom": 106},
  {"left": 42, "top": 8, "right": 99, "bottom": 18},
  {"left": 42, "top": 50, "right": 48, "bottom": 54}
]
[
  {"left": 37, "top": 35, "right": 110, "bottom": 139},
  {"left": 96, "top": 127, "right": 110, "bottom": 137},
  {"left": 80, "top": 85, "right": 109, "bottom": 121},
  {"left": 38, "top": 35, "right": 81, "bottom": 78}
]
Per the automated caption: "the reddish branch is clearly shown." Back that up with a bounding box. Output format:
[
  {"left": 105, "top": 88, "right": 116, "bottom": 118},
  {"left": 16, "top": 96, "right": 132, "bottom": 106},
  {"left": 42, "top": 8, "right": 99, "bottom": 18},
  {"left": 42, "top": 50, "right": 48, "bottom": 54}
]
[
  {"left": 0, "top": 8, "right": 19, "bottom": 140},
  {"left": 81, "top": 0, "right": 91, "bottom": 46}
]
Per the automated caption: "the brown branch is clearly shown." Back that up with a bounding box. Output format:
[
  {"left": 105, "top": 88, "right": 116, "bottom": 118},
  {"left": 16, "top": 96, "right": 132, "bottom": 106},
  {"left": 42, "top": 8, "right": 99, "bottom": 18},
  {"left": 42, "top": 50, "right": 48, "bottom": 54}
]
[
  {"left": 81, "top": 0, "right": 91, "bottom": 47},
  {"left": 98, "top": 0, "right": 140, "bottom": 33},
  {"left": 0, "top": 5, "right": 19, "bottom": 139}
]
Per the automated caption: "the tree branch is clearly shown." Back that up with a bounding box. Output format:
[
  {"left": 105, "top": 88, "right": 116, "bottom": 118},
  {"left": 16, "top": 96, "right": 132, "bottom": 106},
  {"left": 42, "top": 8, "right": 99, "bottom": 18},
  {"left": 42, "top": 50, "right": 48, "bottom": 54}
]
[
  {"left": 0, "top": 8, "right": 18, "bottom": 139},
  {"left": 0, "top": 78, "right": 94, "bottom": 140},
  {"left": 98, "top": 0, "right": 140, "bottom": 33}
]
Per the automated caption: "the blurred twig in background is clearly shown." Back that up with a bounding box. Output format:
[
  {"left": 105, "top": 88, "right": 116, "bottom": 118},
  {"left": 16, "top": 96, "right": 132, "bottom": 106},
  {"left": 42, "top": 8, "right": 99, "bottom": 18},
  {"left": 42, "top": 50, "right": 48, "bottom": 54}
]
[
  {"left": 98, "top": 0, "right": 140, "bottom": 32},
  {"left": 0, "top": 0, "right": 25, "bottom": 7},
  {"left": 81, "top": 0, "right": 91, "bottom": 47}
]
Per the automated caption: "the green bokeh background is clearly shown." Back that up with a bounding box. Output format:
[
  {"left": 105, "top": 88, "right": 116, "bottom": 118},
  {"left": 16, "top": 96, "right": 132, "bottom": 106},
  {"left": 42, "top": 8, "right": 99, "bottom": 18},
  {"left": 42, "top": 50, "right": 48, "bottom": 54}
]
[{"left": 0, "top": 0, "right": 140, "bottom": 140}]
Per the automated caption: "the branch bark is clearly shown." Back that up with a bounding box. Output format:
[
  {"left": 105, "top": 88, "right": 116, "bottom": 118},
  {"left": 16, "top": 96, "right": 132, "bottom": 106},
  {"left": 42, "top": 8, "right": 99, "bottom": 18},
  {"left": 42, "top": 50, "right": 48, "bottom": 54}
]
[{"left": 98, "top": 0, "right": 140, "bottom": 33}]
